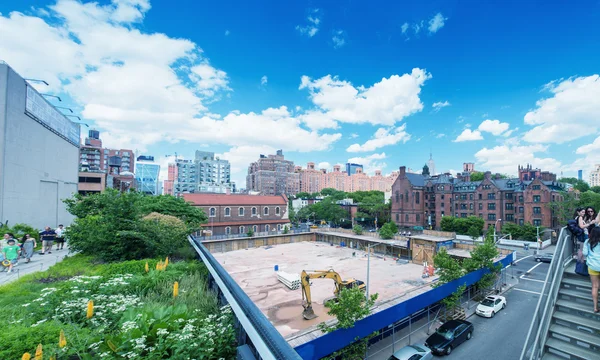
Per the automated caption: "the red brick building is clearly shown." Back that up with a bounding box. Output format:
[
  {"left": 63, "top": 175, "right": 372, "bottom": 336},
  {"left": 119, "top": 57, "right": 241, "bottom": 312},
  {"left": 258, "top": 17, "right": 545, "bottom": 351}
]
[
  {"left": 391, "top": 165, "right": 565, "bottom": 231},
  {"left": 183, "top": 193, "right": 290, "bottom": 235}
]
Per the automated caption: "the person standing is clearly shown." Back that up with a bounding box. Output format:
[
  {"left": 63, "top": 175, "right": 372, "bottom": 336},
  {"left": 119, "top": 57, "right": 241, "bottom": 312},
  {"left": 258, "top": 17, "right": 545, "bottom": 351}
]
[
  {"left": 39, "top": 226, "right": 56, "bottom": 255},
  {"left": 21, "top": 234, "right": 36, "bottom": 263},
  {"left": 584, "top": 227, "right": 600, "bottom": 313},
  {"left": 55, "top": 224, "right": 66, "bottom": 251},
  {"left": 3, "top": 238, "right": 20, "bottom": 274}
]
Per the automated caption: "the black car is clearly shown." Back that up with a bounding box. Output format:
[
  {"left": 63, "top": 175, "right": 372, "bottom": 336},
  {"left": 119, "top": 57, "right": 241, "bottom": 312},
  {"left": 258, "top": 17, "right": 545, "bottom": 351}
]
[
  {"left": 425, "top": 319, "right": 473, "bottom": 356},
  {"left": 534, "top": 253, "right": 553, "bottom": 263}
]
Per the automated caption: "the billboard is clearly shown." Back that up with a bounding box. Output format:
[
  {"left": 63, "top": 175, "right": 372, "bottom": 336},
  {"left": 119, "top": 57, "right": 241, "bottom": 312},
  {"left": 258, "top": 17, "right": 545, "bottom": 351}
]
[{"left": 25, "top": 85, "right": 80, "bottom": 147}]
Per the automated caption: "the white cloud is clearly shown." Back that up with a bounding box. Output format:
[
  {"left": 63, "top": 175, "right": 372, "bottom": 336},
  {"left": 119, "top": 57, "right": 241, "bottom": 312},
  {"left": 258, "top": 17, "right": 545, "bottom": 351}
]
[
  {"left": 401, "top": 22, "right": 409, "bottom": 34},
  {"left": 347, "top": 153, "right": 387, "bottom": 175},
  {"left": 332, "top": 29, "right": 346, "bottom": 49},
  {"left": 475, "top": 144, "right": 561, "bottom": 176},
  {"left": 346, "top": 124, "right": 411, "bottom": 152},
  {"left": 454, "top": 129, "right": 483, "bottom": 142},
  {"left": 0, "top": 1, "right": 343, "bottom": 157},
  {"left": 349, "top": 133, "right": 359, "bottom": 139},
  {"left": 296, "top": 9, "right": 321, "bottom": 37},
  {"left": 413, "top": 21, "right": 424, "bottom": 34},
  {"left": 299, "top": 68, "right": 431, "bottom": 129},
  {"left": 260, "top": 75, "right": 268, "bottom": 86},
  {"left": 217, "top": 145, "right": 276, "bottom": 186},
  {"left": 428, "top": 13, "right": 447, "bottom": 34},
  {"left": 576, "top": 135, "right": 600, "bottom": 155},
  {"left": 432, "top": 100, "right": 451, "bottom": 112},
  {"left": 523, "top": 75, "right": 600, "bottom": 144},
  {"left": 478, "top": 119, "right": 510, "bottom": 136},
  {"left": 436, "top": 133, "right": 446, "bottom": 139},
  {"left": 317, "top": 162, "right": 331, "bottom": 170}
]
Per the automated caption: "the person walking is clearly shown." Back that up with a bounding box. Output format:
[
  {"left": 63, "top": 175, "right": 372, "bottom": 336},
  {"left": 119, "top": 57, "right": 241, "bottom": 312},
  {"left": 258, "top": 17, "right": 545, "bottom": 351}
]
[
  {"left": 2, "top": 238, "right": 20, "bottom": 274},
  {"left": 21, "top": 234, "right": 36, "bottom": 263},
  {"left": 39, "top": 226, "right": 56, "bottom": 255},
  {"left": 55, "top": 224, "right": 66, "bottom": 250},
  {"left": 583, "top": 227, "right": 600, "bottom": 313}
]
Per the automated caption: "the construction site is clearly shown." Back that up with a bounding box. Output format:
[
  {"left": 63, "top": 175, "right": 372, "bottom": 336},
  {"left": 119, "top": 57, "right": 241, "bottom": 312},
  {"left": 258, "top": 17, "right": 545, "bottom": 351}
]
[{"left": 211, "top": 238, "right": 436, "bottom": 345}]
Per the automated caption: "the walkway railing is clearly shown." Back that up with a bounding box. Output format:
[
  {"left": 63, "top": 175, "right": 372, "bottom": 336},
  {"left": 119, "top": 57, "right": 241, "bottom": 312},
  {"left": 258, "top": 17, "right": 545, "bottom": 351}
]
[
  {"left": 196, "top": 229, "right": 308, "bottom": 241},
  {"left": 188, "top": 235, "right": 302, "bottom": 360},
  {"left": 519, "top": 227, "right": 572, "bottom": 360}
]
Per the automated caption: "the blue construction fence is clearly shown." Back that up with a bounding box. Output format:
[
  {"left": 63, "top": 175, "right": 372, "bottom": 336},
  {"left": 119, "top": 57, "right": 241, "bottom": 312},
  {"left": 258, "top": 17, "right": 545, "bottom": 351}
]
[{"left": 294, "top": 253, "right": 515, "bottom": 360}]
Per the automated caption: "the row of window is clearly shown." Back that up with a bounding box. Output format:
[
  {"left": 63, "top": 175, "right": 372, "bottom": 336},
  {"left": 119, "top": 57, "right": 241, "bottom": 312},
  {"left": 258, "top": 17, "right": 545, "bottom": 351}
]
[
  {"left": 209, "top": 206, "right": 281, "bottom": 217},
  {"left": 223, "top": 223, "right": 284, "bottom": 235}
]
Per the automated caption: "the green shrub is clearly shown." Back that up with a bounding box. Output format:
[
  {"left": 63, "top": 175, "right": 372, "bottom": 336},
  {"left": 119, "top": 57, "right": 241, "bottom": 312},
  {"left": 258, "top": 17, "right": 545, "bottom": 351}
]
[
  {"left": 353, "top": 225, "right": 363, "bottom": 235},
  {"left": 379, "top": 221, "right": 398, "bottom": 239}
]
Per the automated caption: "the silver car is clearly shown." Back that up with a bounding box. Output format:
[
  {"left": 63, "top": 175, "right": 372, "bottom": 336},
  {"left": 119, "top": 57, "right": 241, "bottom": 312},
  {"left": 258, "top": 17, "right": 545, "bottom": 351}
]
[{"left": 388, "top": 344, "right": 433, "bottom": 360}]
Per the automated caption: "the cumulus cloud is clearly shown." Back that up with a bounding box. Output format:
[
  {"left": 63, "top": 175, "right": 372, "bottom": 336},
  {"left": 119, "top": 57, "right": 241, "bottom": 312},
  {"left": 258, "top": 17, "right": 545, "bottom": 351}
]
[
  {"left": 216, "top": 145, "right": 276, "bottom": 186},
  {"left": 401, "top": 22, "right": 409, "bottom": 34},
  {"left": 478, "top": 119, "right": 510, "bottom": 136},
  {"left": 347, "top": 153, "right": 387, "bottom": 175},
  {"left": 432, "top": 100, "right": 451, "bottom": 112},
  {"left": 576, "top": 135, "right": 600, "bottom": 155},
  {"left": 332, "top": 29, "right": 346, "bottom": 49},
  {"left": 296, "top": 8, "right": 321, "bottom": 37},
  {"left": 299, "top": 68, "right": 431, "bottom": 129},
  {"left": 475, "top": 144, "right": 561, "bottom": 176},
  {"left": 317, "top": 162, "right": 332, "bottom": 170},
  {"left": 403, "top": 13, "right": 447, "bottom": 39},
  {"left": 428, "top": 13, "right": 447, "bottom": 33},
  {"left": 523, "top": 75, "right": 600, "bottom": 144},
  {"left": 346, "top": 124, "right": 411, "bottom": 152},
  {"left": 454, "top": 129, "right": 483, "bottom": 142}
]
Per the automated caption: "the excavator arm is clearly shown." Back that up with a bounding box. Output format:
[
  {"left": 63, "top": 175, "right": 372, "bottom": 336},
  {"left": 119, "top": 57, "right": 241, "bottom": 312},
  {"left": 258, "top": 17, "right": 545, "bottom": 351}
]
[{"left": 300, "top": 269, "right": 365, "bottom": 320}]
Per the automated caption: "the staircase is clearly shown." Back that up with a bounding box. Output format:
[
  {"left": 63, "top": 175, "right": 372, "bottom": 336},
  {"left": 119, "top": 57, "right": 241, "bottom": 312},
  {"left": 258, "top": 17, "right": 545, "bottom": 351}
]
[{"left": 542, "top": 262, "right": 600, "bottom": 360}]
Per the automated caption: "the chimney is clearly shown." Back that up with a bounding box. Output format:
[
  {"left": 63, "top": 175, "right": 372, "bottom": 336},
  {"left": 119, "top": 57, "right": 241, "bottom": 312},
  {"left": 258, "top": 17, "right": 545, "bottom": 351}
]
[
  {"left": 484, "top": 171, "right": 492, "bottom": 180},
  {"left": 400, "top": 166, "right": 406, "bottom": 178}
]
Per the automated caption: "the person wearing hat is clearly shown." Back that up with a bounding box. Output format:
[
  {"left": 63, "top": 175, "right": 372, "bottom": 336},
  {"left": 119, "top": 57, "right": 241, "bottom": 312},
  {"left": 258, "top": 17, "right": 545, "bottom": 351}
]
[{"left": 2, "top": 237, "right": 20, "bottom": 274}]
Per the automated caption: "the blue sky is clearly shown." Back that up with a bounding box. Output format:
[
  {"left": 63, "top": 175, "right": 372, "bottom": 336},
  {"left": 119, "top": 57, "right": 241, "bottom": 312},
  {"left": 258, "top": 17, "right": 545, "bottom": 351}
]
[{"left": 1, "top": 0, "right": 600, "bottom": 187}]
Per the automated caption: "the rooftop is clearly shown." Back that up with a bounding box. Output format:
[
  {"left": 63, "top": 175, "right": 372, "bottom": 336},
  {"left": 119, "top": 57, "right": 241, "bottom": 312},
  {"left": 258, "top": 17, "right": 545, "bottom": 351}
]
[{"left": 183, "top": 193, "right": 288, "bottom": 206}]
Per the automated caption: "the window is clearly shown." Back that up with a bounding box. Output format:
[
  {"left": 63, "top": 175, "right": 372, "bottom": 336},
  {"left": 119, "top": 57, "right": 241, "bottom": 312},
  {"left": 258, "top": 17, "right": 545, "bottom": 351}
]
[
  {"left": 470, "top": 203, "right": 473, "bottom": 210},
  {"left": 265, "top": 224, "right": 270, "bottom": 232},
  {"left": 224, "top": 207, "right": 231, "bottom": 216},
  {"left": 519, "top": 207, "right": 524, "bottom": 213},
  {"left": 479, "top": 203, "right": 483, "bottom": 210},
  {"left": 277, "top": 224, "right": 282, "bottom": 231},
  {"left": 395, "top": 191, "right": 399, "bottom": 202},
  {"left": 209, "top": 207, "right": 216, "bottom": 217},
  {"left": 488, "top": 193, "right": 496, "bottom": 200},
  {"left": 275, "top": 206, "right": 280, "bottom": 215},
  {"left": 416, "top": 214, "right": 421, "bottom": 222},
  {"left": 441, "top": 195, "right": 445, "bottom": 200},
  {"left": 405, "top": 191, "right": 409, "bottom": 200},
  {"left": 253, "top": 225, "right": 258, "bottom": 232},
  {"left": 519, "top": 219, "right": 524, "bottom": 225},
  {"left": 533, "top": 195, "right": 541, "bottom": 203},
  {"left": 441, "top": 203, "right": 445, "bottom": 208},
  {"left": 479, "top": 194, "right": 482, "bottom": 200},
  {"left": 225, "top": 227, "right": 231, "bottom": 235},
  {"left": 252, "top": 207, "right": 257, "bottom": 215},
  {"left": 532, "top": 185, "right": 541, "bottom": 190},
  {"left": 488, "top": 203, "right": 496, "bottom": 210},
  {"left": 533, "top": 219, "right": 542, "bottom": 227},
  {"left": 239, "top": 226, "right": 245, "bottom": 233},
  {"left": 264, "top": 207, "right": 269, "bottom": 215},
  {"left": 470, "top": 194, "right": 474, "bottom": 200},
  {"left": 415, "top": 192, "right": 420, "bottom": 204},
  {"left": 396, "top": 213, "right": 400, "bottom": 222},
  {"left": 533, "top": 207, "right": 541, "bottom": 214},
  {"left": 461, "top": 213, "right": 467, "bottom": 218},
  {"left": 405, "top": 214, "right": 409, "bottom": 222},
  {"left": 488, "top": 214, "right": 496, "bottom": 221},
  {"left": 239, "top": 207, "right": 244, "bottom": 216},
  {"left": 455, "top": 194, "right": 459, "bottom": 200},
  {"left": 519, "top": 196, "right": 523, "bottom": 202},
  {"left": 506, "top": 214, "right": 514, "bottom": 221},
  {"left": 506, "top": 203, "right": 514, "bottom": 210},
  {"left": 505, "top": 193, "right": 513, "bottom": 199}
]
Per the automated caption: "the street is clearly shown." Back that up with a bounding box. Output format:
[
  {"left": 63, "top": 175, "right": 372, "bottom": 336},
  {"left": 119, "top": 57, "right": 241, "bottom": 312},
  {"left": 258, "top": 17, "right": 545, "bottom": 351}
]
[{"left": 445, "top": 252, "right": 549, "bottom": 360}]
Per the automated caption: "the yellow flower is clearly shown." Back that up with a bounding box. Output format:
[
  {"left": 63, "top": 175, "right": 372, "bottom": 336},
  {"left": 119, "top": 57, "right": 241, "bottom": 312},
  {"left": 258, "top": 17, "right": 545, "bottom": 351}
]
[
  {"left": 22, "top": 353, "right": 31, "bottom": 360},
  {"left": 173, "top": 281, "right": 179, "bottom": 298},
  {"left": 34, "top": 344, "right": 42, "bottom": 360},
  {"left": 145, "top": 262, "right": 149, "bottom": 273},
  {"left": 59, "top": 329, "right": 67, "bottom": 348},
  {"left": 165, "top": 257, "right": 169, "bottom": 267},
  {"left": 156, "top": 261, "right": 162, "bottom": 270},
  {"left": 86, "top": 300, "right": 94, "bottom": 319}
]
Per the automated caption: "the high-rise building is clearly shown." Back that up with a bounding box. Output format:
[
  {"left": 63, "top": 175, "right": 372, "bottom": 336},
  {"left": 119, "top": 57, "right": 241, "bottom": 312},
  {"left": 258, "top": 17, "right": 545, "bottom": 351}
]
[
  {"left": 294, "top": 163, "right": 398, "bottom": 193},
  {"left": 345, "top": 163, "right": 364, "bottom": 176},
  {"left": 135, "top": 156, "right": 160, "bottom": 196},
  {"left": 578, "top": 170, "right": 583, "bottom": 181},
  {"left": 165, "top": 151, "right": 234, "bottom": 196},
  {"left": 590, "top": 165, "right": 600, "bottom": 187},
  {"left": 246, "top": 150, "right": 300, "bottom": 195},
  {"left": 427, "top": 152, "right": 436, "bottom": 176}
]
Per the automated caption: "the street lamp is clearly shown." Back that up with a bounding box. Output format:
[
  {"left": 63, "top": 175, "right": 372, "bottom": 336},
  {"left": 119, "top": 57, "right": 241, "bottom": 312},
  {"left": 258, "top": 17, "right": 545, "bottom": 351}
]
[
  {"left": 55, "top": 106, "right": 74, "bottom": 113},
  {"left": 41, "top": 94, "right": 62, "bottom": 101},
  {"left": 365, "top": 242, "right": 377, "bottom": 301},
  {"left": 493, "top": 219, "right": 502, "bottom": 242},
  {"left": 25, "top": 78, "right": 49, "bottom": 86}
]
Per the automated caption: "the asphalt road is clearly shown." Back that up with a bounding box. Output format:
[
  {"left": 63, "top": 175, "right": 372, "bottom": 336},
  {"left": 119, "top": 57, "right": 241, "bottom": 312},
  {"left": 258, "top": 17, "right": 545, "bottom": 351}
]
[{"left": 444, "top": 251, "right": 550, "bottom": 360}]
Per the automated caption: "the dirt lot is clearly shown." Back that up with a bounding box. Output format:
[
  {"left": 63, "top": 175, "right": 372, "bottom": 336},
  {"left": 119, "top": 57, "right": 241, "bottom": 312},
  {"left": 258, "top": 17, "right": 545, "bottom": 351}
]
[{"left": 212, "top": 241, "right": 433, "bottom": 337}]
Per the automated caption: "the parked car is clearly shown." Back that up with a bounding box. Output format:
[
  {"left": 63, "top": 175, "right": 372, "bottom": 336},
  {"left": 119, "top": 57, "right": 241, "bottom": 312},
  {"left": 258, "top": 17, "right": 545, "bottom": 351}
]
[
  {"left": 534, "top": 253, "right": 553, "bottom": 263},
  {"left": 388, "top": 344, "right": 433, "bottom": 360},
  {"left": 476, "top": 295, "right": 506, "bottom": 318},
  {"left": 425, "top": 319, "right": 473, "bottom": 356}
]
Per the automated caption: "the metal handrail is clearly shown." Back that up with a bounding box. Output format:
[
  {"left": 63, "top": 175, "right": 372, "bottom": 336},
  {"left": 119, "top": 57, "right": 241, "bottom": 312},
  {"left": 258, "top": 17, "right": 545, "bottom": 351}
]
[{"left": 519, "top": 227, "right": 572, "bottom": 360}]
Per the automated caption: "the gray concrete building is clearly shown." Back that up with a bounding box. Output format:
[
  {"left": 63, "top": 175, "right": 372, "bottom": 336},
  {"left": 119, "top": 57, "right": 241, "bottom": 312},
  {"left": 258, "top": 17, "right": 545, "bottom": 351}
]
[
  {"left": 172, "top": 151, "right": 234, "bottom": 195},
  {"left": 0, "top": 62, "right": 79, "bottom": 229}
]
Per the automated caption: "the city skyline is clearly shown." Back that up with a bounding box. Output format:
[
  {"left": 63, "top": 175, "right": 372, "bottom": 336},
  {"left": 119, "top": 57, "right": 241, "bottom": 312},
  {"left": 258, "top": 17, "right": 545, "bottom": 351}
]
[{"left": 1, "top": 1, "right": 599, "bottom": 189}]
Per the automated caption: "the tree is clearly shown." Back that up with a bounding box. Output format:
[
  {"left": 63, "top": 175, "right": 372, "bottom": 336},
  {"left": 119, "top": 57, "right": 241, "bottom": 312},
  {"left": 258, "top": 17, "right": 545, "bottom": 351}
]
[
  {"left": 379, "top": 221, "right": 398, "bottom": 239},
  {"left": 463, "top": 236, "right": 500, "bottom": 273},
  {"left": 294, "top": 192, "right": 311, "bottom": 199},
  {"left": 139, "top": 195, "right": 207, "bottom": 232},
  {"left": 318, "top": 287, "right": 378, "bottom": 360},
  {"left": 353, "top": 225, "right": 363, "bottom": 235},
  {"left": 469, "top": 172, "right": 485, "bottom": 181},
  {"left": 500, "top": 222, "right": 543, "bottom": 241},
  {"left": 467, "top": 226, "right": 480, "bottom": 241},
  {"left": 432, "top": 248, "right": 464, "bottom": 287},
  {"left": 440, "top": 216, "right": 456, "bottom": 232},
  {"left": 441, "top": 284, "right": 466, "bottom": 313},
  {"left": 591, "top": 186, "right": 600, "bottom": 194},
  {"left": 439, "top": 216, "right": 483, "bottom": 236},
  {"left": 559, "top": 177, "right": 591, "bottom": 192}
]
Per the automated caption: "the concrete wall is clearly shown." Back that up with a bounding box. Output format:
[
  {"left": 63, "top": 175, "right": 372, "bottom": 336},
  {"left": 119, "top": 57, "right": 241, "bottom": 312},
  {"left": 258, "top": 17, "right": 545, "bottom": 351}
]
[
  {"left": 0, "top": 64, "right": 78, "bottom": 229},
  {"left": 202, "top": 233, "right": 315, "bottom": 253}
]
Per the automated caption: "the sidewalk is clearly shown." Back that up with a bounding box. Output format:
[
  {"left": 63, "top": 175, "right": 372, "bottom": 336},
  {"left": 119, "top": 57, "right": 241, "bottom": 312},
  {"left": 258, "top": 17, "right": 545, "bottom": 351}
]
[{"left": 0, "top": 247, "right": 70, "bottom": 286}]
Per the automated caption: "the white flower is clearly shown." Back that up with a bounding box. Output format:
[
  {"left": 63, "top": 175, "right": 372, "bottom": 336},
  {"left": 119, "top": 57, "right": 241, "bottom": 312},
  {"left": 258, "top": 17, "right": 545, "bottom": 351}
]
[
  {"left": 31, "top": 319, "right": 47, "bottom": 327},
  {"left": 22, "top": 303, "right": 30, "bottom": 307},
  {"left": 156, "top": 328, "right": 169, "bottom": 336}
]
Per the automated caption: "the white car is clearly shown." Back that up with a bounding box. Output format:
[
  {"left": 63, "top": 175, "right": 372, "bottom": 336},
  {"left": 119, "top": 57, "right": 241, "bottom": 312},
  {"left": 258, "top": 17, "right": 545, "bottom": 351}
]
[
  {"left": 388, "top": 344, "right": 433, "bottom": 360},
  {"left": 475, "top": 295, "right": 506, "bottom": 318}
]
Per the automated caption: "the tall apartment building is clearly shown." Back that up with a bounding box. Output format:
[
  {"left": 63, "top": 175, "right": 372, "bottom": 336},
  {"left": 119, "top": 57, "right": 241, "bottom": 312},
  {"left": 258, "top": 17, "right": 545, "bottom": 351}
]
[
  {"left": 590, "top": 164, "right": 600, "bottom": 187},
  {"left": 346, "top": 163, "right": 364, "bottom": 176},
  {"left": 78, "top": 130, "right": 133, "bottom": 174},
  {"left": 391, "top": 165, "right": 566, "bottom": 231},
  {"left": 295, "top": 162, "right": 398, "bottom": 193},
  {"left": 164, "top": 151, "right": 234, "bottom": 196},
  {"left": 246, "top": 150, "right": 300, "bottom": 195},
  {"left": 135, "top": 155, "right": 160, "bottom": 196}
]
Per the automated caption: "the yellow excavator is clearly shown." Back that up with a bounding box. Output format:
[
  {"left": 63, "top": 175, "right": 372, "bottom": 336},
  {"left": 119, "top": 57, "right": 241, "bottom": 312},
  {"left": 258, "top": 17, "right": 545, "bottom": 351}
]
[{"left": 301, "top": 269, "right": 366, "bottom": 320}]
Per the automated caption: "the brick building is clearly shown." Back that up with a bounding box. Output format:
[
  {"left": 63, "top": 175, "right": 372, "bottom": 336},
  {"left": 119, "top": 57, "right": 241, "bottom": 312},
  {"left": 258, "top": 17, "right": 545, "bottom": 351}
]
[
  {"left": 183, "top": 193, "right": 290, "bottom": 235},
  {"left": 391, "top": 165, "right": 566, "bottom": 231},
  {"left": 246, "top": 150, "right": 300, "bottom": 196}
]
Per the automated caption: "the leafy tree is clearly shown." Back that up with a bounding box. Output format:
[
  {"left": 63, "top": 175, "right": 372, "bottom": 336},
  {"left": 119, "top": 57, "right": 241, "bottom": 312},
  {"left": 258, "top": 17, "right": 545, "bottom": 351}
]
[
  {"left": 297, "top": 197, "right": 349, "bottom": 225},
  {"left": 500, "top": 222, "right": 543, "bottom": 241},
  {"left": 559, "top": 177, "right": 591, "bottom": 192},
  {"left": 140, "top": 195, "right": 207, "bottom": 232},
  {"left": 353, "top": 225, "right": 363, "bottom": 235},
  {"left": 246, "top": 228, "right": 254, "bottom": 237},
  {"left": 294, "top": 192, "right": 311, "bottom": 199},
  {"left": 318, "top": 287, "right": 378, "bottom": 360},
  {"left": 463, "top": 236, "right": 500, "bottom": 272},
  {"left": 467, "top": 226, "right": 481, "bottom": 241},
  {"left": 469, "top": 172, "right": 485, "bottom": 181},
  {"left": 440, "top": 216, "right": 483, "bottom": 236},
  {"left": 379, "top": 221, "right": 398, "bottom": 239},
  {"left": 441, "top": 284, "right": 466, "bottom": 312},
  {"left": 440, "top": 216, "right": 456, "bottom": 232},
  {"left": 591, "top": 186, "right": 600, "bottom": 194},
  {"left": 432, "top": 248, "right": 464, "bottom": 287},
  {"left": 0, "top": 223, "right": 40, "bottom": 241}
]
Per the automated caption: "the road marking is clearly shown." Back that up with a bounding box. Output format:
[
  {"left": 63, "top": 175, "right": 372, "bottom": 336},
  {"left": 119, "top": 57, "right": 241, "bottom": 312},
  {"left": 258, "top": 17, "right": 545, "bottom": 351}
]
[
  {"left": 519, "top": 275, "right": 546, "bottom": 283},
  {"left": 525, "top": 262, "right": 544, "bottom": 274},
  {"left": 514, "top": 255, "right": 533, "bottom": 264},
  {"left": 512, "top": 288, "right": 542, "bottom": 295}
]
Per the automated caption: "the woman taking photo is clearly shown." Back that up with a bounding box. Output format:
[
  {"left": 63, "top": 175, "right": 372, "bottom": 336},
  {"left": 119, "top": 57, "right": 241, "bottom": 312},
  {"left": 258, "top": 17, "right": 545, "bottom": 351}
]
[{"left": 584, "top": 227, "right": 600, "bottom": 312}]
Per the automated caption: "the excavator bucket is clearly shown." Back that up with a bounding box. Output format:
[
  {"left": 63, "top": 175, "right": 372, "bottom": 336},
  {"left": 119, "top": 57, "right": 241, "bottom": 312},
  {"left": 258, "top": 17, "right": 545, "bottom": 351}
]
[{"left": 302, "top": 307, "right": 318, "bottom": 320}]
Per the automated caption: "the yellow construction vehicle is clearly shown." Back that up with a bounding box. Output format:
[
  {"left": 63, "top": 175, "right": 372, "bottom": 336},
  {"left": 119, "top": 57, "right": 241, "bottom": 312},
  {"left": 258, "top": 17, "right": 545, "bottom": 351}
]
[{"left": 300, "top": 269, "right": 366, "bottom": 320}]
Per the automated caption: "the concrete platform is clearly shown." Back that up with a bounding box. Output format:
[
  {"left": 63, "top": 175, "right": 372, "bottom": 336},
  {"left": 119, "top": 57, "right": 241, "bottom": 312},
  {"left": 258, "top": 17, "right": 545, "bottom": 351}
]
[{"left": 212, "top": 241, "right": 434, "bottom": 338}]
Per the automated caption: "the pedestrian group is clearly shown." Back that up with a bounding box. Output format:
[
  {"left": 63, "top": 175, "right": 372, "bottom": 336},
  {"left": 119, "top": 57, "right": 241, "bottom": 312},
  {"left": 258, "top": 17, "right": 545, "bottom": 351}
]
[
  {"left": 0, "top": 225, "right": 66, "bottom": 275},
  {"left": 573, "top": 207, "right": 600, "bottom": 312}
]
